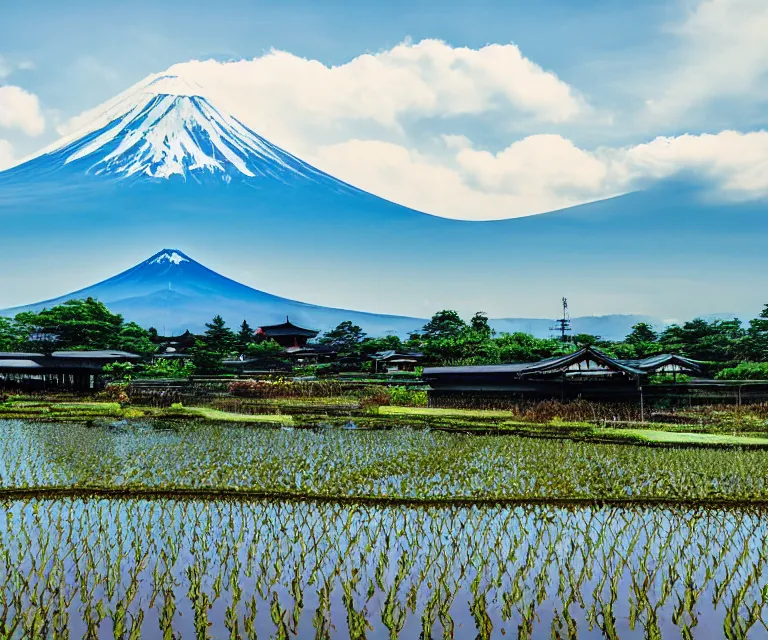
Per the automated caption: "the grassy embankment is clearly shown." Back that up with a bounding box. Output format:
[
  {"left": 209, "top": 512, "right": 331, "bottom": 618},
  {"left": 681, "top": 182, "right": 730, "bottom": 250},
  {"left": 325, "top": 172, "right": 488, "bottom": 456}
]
[
  {"left": 0, "top": 398, "right": 293, "bottom": 425},
  {"left": 377, "top": 405, "right": 768, "bottom": 447}
]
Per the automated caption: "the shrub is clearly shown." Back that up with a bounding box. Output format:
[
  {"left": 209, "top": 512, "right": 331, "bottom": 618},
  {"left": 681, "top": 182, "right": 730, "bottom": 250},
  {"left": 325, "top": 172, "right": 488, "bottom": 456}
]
[
  {"left": 229, "top": 378, "right": 343, "bottom": 399},
  {"left": 359, "top": 387, "right": 392, "bottom": 410},
  {"left": 388, "top": 386, "right": 428, "bottom": 407},
  {"left": 716, "top": 362, "right": 768, "bottom": 380},
  {"left": 103, "top": 383, "right": 130, "bottom": 405},
  {"left": 102, "top": 362, "right": 136, "bottom": 382},
  {"left": 649, "top": 373, "right": 693, "bottom": 384},
  {"left": 137, "top": 359, "right": 196, "bottom": 379}
]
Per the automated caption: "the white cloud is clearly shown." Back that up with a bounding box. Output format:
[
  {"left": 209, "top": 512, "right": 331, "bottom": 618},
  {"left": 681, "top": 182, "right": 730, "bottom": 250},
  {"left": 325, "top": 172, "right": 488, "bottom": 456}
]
[
  {"left": 647, "top": 0, "right": 768, "bottom": 119},
  {"left": 0, "top": 85, "right": 45, "bottom": 136},
  {"left": 309, "top": 130, "right": 768, "bottom": 220},
  {"left": 456, "top": 135, "right": 609, "bottom": 197},
  {"left": 0, "top": 139, "right": 14, "bottom": 169},
  {"left": 608, "top": 130, "right": 768, "bottom": 196},
  {"left": 0, "top": 56, "right": 35, "bottom": 79},
  {"left": 156, "top": 39, "right": 586, "bottom": 152}
]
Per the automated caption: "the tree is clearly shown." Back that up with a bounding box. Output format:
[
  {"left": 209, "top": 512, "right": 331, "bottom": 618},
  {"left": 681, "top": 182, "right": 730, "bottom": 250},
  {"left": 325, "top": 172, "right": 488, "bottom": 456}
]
[
  {"left": 738, "top": 304, "right": 768, "bottom": 362},
  {"left": 202, "top": 315, "right": 236, "bottom": 354},
  {"left": 359, "top": 334, "right": 404, "bottom": 358},
  {"left": 421, "top": 310, "right": 466, "bottom": 340},
  {"left": 470, "top": 312, "right": 493, "bottom": 339},
  {"left": 14, "top": 298, "right": 125, "bottom": 351},
  {"left": 659, "top": 318, "right": 744, "bottom": 361},
  {"left": 572, "top": 333, "right": 600, "bottom": 348},
  {"left": 319, "top": 321, "right": 367, "bottom": 354},
  {"left": 116, "top": 322, "right": 156, "bottom": 356},
  {"left": 495, "top": 332, "right": 570, "bottom": 363},
  {"left": 236, "top": 320, "right": 255, "bottom": 353},
  {"left": 244, "top": 339, "right": 285, "bottom": 358},
  {"left": 0, "top": 317, "right": 23, "bottom": 352},
  {"left": 626, "top": 322, "right": 658, "bottom": 345},
  {"left": 189, "top": 340, "right": 226, "bottom": 375},
  {"left": 620, "top": 322, "right": 662, "bottom": 358}
]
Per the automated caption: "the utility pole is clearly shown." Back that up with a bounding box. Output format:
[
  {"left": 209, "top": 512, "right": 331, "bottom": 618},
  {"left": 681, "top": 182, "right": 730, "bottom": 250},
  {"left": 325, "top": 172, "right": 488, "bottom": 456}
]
[{"left": 550, "top": 297, "right": 572, "bottom": 342}]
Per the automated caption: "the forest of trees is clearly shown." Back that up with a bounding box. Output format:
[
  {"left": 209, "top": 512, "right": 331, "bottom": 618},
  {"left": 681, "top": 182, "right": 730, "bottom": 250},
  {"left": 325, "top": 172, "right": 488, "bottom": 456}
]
[{"left": 3, "top": 298, "right": 768, "bottom": 379}]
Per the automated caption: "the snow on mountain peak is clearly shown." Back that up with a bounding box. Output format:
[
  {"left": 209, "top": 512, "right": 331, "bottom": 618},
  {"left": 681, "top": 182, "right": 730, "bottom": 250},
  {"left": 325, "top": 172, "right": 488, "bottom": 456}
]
[
  {"left": 142, "top": 74, "right": 205, "bottom": 97},
  {"left": 148, "top": 250, "right": 190, "bottom": 266},
  {"left": 20, "top": 71, "right": 355, "bottom": 188}
]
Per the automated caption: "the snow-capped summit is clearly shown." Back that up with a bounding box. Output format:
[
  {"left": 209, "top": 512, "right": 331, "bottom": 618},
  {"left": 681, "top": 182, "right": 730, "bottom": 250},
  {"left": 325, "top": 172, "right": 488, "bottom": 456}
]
[
  {"left": 5, "top": 73, "right": 359, "bottom": 188},
  {"left": 148, "top": 250, "right": 190, "bottom": 266},
  {"left": 1, "top": 248, "right": 425, "bottom": 336}
]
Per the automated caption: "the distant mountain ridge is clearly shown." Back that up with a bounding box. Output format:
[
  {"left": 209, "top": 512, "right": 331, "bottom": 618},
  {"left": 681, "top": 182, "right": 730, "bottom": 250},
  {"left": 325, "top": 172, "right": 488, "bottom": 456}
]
[{"left": 1, "top": 249, "right": 661, "bottom": 339}]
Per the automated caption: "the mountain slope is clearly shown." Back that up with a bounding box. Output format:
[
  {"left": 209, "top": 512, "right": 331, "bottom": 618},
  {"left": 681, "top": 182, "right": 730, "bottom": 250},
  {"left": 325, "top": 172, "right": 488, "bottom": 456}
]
[
  {"left": 1, "top": 249, "right": 427, "bottom": 336},
  {"left": 2, "top": 74, "right": 361, "bottom": 191},
  {"left": 1, "top": 249, "right": 662, "bottom": 339},
  {"left": 0, "top": 72, "right": 767, "bottom": 323}
]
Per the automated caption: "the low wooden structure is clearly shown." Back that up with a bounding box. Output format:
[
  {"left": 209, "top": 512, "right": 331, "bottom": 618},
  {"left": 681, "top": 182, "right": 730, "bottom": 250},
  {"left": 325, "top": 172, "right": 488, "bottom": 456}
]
[
  {"left": 0, "top": 350, "right": 140, "bottom": 390},
  {"left": 152, "top": 330, "right": 198, "bottom": 360},
  {"left": 423, "top": 347, "right": 706, "bottom": 407},
  {"left": 370, "top": 350, "right": 424, "bottom": 373},
  {"left": 284, "top": 345, "right": 337, "bottom": 365}
]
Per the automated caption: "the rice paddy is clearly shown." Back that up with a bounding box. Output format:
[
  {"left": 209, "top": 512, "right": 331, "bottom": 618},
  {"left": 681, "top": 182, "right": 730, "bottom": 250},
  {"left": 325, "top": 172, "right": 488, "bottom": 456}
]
[
  {"left": 1, "top": 498, "right": 767, "bottom": 638},
  {"left": 3, "top": 419, "right": 768, "bottom": 504},
  {"left": 4, "top": 417, "right": 768, "bottom": 637}
]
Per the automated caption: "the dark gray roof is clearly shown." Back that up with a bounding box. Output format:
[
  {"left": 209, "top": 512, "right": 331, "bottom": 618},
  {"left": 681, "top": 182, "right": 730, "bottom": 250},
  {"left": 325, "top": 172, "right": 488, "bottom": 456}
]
[
  {"left": 0, "top": 359, "right": 43, "bottom": 370},
  {"left": 0, "top": 350, "right": 140, "bottom": 361},
  {"left": 619, "top": 354, "right": 704, "bottom": 373},
  {"left": 424, "top": 347, "right": 648, "bottom": 378},
  {"left": 370, "top": 350, "right": 424, "bottom": 361},
  {"left": 50, "top": 350, "right": 141, "bottom": 360},
  {"left": 257, "top": 320, "right": 318, "bottom": 337},
  {"left": 0, "top": 352, "right": 42, "bottom": 360}
]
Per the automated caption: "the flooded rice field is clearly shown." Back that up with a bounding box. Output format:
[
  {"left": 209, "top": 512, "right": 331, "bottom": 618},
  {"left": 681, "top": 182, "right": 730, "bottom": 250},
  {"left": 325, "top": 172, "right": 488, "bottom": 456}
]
[
  {"left": 2, "top": 419, "right": 768, "bottom": 637},
  {"left": 1, "top": 499, "right": 767, "bottom": 638},
  {"left": 2, "top": 419, "right": 768, "bottom": 503}
]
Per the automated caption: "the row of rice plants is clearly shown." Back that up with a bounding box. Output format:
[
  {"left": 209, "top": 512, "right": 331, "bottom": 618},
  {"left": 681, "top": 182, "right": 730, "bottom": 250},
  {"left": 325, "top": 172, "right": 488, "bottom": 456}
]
[
  {"left": 0, "top": 499, "right": 766, "bottom": 638},
  {"left": 3, "top": 419, "right": 768, "bottom": 502}
]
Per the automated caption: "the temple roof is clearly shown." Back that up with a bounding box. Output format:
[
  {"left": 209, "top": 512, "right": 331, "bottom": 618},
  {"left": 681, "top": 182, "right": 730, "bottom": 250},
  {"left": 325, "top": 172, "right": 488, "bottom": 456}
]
[
  {"left": 257, "top": 317, "right": 319, "bottom": 338},
  {"left": 423, "top": 347, "right": 688, "bottom": 378}
]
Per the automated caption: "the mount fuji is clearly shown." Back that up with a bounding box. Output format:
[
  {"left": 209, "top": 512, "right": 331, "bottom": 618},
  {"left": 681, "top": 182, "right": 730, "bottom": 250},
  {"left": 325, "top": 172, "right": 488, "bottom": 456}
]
[
  {"left": 1, "top": 248, "right": 660, "bottom": 339},
  {"left": 1, "top": 71, "right": 767, "bottom": 324},
  {"left": 0, "top": 249, "right": 425, "bottom": 335}
]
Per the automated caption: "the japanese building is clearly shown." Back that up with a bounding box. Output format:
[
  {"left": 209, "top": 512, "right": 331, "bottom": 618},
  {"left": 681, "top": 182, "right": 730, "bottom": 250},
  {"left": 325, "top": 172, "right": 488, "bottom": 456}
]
[
  {"left": 0, "top": 350, "right": 141, "bottom": 390},
  {"left": 255, "top": 318, "right": 319, "bottom": 348},
  {"left": 423, "top": 347, "right": 705, "bottom": 406}
]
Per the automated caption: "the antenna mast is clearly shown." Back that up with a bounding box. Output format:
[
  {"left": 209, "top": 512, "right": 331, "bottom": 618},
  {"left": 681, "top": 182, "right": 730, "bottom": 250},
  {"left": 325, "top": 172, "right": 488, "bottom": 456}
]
[{"left": 550, "top": 297, "right": 571, "bottom": 342}]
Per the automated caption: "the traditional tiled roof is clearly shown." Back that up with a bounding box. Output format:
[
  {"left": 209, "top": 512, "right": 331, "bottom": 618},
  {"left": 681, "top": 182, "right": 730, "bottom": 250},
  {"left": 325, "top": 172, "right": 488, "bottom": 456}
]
[
  {"left": 424, "top": 347, "right": 654, "bottom": 378},
  {"left": 257, "top": 318, "right": 318, "bottom": 338}
]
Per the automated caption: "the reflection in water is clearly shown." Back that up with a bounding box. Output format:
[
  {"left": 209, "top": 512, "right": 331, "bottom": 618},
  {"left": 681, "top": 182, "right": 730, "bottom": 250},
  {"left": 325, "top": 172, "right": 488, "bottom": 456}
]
[{"left": 0, "top": 499, "right": 766, "bottom": 638}]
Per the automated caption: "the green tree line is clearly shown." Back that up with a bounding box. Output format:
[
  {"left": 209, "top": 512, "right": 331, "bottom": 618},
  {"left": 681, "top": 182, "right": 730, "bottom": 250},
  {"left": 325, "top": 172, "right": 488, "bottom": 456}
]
[{"left": 4, "top": 299, "right": 768, "bottom": 378}]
